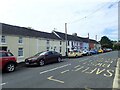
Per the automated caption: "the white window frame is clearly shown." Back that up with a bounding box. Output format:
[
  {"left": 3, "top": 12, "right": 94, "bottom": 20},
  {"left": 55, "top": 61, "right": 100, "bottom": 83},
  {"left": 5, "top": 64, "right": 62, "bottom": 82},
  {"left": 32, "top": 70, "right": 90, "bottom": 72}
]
[
  {"left": 46, "top": 47, "right": 49, "bottom": 51},
  {"left": 60, "top": 47, "right": 62, "bottom": 53},
  {"left": 1, "top": 35, "right": 6, "bottom": 44},
  {"left": 60, "top": 41, "right": 62, "bottom": 45},
  {"left": 46, "top": 40, "right": 49, "bottom": 45},
  {"left": 18, "top": 48, "right": 24, "bottom": 57},
  {"left": 18, "top": 37, "right": 23, "bottom": 44}
]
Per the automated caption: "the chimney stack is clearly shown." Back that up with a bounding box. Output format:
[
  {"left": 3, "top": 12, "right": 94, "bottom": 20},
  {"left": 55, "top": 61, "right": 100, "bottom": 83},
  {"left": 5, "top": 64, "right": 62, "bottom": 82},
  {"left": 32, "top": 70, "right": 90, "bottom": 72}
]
[{"left": 72, "top": 33, "right": 77, "bottom": 36}]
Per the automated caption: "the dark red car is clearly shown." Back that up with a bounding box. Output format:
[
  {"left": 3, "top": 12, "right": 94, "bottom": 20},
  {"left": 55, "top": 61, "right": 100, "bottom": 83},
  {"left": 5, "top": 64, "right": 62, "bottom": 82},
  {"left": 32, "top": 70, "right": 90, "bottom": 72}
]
[
  {"left": 0, "top": 51, "right": 17, "bottom": 72},
  {"left": 25, "top": 51, "right": 62, "bottom": 66}
]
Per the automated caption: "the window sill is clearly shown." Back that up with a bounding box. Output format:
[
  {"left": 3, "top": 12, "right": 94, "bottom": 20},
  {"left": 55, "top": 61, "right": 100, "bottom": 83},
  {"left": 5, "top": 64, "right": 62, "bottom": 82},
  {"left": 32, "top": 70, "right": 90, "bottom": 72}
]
[
  {"left": 18, "top": 43, "right": 23, "bottom": 45},
  {"left": 18, "top": 56, "right": 24, "bottom": 58},
  {"left": 1, "top": 43, "right": 7, "bottom": 45}
]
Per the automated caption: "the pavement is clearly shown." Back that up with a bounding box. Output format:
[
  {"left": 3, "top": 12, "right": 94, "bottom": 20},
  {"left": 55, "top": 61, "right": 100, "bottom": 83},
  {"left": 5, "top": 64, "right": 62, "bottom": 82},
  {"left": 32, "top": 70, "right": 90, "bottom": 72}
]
[
  {"left": 112, "top": 51, "right": 120, "bottom": 90},
  {"left": 118, "top": 58, "right": 120, "bottom": 88},
  {"left": 1, "top": 51, "right": 120, "bottom": 89}
]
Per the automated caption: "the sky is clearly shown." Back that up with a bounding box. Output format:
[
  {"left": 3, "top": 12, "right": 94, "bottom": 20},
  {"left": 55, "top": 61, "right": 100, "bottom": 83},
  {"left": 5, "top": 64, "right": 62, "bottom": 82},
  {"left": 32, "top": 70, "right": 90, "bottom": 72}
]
[{"left": 0, "top": 0, "right": 118, "bottom": 41}]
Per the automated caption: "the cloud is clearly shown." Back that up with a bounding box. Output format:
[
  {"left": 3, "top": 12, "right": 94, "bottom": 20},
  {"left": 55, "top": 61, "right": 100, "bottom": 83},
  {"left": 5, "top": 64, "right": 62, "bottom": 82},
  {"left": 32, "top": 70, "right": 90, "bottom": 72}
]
[{"left": 0, "top": 0, "right": 118, "bottom": 41}]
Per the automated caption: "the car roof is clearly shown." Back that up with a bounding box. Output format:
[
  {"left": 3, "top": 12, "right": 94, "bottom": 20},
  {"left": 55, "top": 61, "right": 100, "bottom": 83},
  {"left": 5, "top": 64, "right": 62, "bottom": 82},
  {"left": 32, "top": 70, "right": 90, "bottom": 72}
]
[{"left": 0, "top": 50, "right": 8, "bottom": 53}]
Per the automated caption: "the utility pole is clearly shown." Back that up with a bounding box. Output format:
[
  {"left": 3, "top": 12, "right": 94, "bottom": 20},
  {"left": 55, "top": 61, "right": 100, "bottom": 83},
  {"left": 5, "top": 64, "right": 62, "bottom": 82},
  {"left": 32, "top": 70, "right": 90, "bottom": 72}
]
[
  {"left": 88, "top": 33, "right": 90, "bottom": 50},
  {"left": 65, "top": 23, "right": 68, "bottom": 56},
  {"left": 95, "top": 35, "right": 97, "bottom": 49},
  {"left": 95, "top": 35, "right": 97, "bottom": 41}
]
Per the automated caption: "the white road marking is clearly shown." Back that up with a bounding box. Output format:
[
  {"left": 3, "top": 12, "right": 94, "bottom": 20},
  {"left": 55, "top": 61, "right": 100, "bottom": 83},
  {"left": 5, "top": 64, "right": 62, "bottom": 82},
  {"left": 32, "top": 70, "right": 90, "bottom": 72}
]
[
  {"left": 0, "top": 82, "right": 7, "bottom": 86},
  {"left": 82, "top": 67, "right": 90, "bottom": 72},
  {"left": 110, "top": 61, "right": 113, "bottom": 63},
  {"left": 107, "top": 64, "right": 111, "bottom": 68},
  {"left": 61, "top": 70, "right": 69, "bottom": 74},
  {"left": 75, "top": 66, "right": 84, "bottom": 71},
  {"left": 74, "top": 65, "right": 80, "bottom": 68},
  {"left": 40, "top": 64, "right": 71, "bottom": 74},
  {"left": 47, "top": 76, "right": 64, "bottom": 83}
]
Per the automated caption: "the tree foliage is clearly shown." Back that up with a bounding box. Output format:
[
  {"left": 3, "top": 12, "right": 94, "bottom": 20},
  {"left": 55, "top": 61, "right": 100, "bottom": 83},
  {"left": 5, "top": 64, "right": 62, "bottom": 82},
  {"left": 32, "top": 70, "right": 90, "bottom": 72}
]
[
  {"left": 100, "top": 36, "right": 113, "bottom": 49},
  {"left": 113, "top": 42, "right": 120, "bottom": 50}
]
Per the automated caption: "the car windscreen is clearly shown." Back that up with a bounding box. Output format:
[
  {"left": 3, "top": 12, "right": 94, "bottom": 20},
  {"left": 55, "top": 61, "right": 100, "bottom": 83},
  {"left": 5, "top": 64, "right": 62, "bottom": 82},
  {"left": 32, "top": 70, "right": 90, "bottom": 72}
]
[{"left": 34, "top": 52, "right": 46, "bottom": 56}]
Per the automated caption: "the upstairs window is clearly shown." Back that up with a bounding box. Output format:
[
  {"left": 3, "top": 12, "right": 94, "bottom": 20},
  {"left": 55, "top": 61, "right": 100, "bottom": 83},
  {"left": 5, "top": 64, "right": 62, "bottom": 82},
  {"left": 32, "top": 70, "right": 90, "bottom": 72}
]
[
  {"left": 71, "top": 41, "right": 73, "bottom": 46},
  {"left": 60, "top": 47, "right": 62, "bottom": 53},
  {"left": 54, "top": 46, "right": 56, "bottom": 51},
  {"left": 68, "top": 41, "right": 69, "bottom": 46},
  {"left": 60, "top": 41, "right": 62, "bottom": 45},
  {"left": 46, "top": 40, "right": 49, "bottom": 44},
  {"left": 18, "top": 37, "right": 23, "bottom": 44},
  {"left": 1, "top": 36, "right": 6, "bottom": 43}
]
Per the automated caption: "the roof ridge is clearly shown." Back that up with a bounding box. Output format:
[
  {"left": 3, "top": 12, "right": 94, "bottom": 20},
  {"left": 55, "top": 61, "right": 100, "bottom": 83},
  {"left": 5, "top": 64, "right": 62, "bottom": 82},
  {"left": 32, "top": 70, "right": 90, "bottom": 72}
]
[{"left": 2, "top": 23, "right": 52, "bottom": 34}]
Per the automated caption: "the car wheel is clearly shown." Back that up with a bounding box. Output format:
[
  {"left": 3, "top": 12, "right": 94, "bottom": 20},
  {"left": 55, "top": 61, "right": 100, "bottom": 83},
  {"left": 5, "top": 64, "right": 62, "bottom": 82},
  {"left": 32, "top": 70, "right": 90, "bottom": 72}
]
[
  {"left": 75, "top": 55, "right": 78, "bottom": 57},
  {"left": 57, "top": 57, "right": 62, "bottom": 62},
  {"left": 6, "top": 63, "right": 15, "bottom": 72},
  {"left": 39, "top": 59, "right": 45, "bottom": 66}
]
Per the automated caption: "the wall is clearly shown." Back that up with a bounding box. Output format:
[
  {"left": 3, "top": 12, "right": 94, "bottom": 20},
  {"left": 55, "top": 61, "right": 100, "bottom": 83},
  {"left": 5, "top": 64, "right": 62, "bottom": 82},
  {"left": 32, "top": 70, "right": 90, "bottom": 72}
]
[{"left": 0, "top": 34, "right": 66, "bottom": 62}]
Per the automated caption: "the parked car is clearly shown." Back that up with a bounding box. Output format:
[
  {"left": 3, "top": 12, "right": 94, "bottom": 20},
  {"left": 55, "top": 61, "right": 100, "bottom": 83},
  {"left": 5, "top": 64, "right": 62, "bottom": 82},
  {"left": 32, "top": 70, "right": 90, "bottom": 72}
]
[
  {"left": 25, "top": 51, "right": 62, "bottom": 66},
  {"left": 0, "top": 51, "right": 17, "bottom": 72},
  {"left": 98, "top": 49, "right": 103, "bottom": 53},
  {"left": 68, "top": 50, "right": 83, "bottom": 57},
  {"left": 103, "top": 48, "right": 112, "bottom": 53},
  {"left": 89, "top": 49, "right": 98, "bottom": 54},
  {"left": 82, "top": 50, "right": 92, "bottom": 56},
  {"left": 106, "top": 48, "right": 112, "bottom": 52}
]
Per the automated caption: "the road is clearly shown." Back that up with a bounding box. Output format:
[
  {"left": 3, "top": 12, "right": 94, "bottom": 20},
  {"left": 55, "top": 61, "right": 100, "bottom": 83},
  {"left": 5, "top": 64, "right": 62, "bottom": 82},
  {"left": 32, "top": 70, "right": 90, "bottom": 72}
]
[{"left": 1, "top": 51, "right": 119, "bottom": 89}]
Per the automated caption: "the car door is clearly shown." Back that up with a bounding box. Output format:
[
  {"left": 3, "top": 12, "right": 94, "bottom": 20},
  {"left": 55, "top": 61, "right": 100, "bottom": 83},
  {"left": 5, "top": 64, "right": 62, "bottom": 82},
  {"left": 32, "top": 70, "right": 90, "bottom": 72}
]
[
  {"left": 52, "top": 51, "right": 58, "bottom": 61},
  {"left": 45, "top": 51, "right": 54, "bottom": 63},
  {"left": 1, "top": 52, "right": 9, "bottom": 69},
  {"left": 0, "top": 52, "right": 2, "bottom": 69}
]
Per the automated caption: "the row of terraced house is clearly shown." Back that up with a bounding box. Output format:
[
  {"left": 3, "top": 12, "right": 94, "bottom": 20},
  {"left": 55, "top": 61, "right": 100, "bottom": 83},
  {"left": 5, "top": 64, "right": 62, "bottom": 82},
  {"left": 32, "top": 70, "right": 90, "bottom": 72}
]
[{"left": 0, "top": 23, "right": 101, "bottom": 63}]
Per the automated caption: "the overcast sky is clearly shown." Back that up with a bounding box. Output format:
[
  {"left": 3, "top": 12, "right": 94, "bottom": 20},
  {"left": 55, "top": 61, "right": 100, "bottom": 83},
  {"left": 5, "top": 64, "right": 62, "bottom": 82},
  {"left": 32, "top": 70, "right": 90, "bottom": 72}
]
[{"left": 0, "top": 0, "right": 118, "bottom": 41}]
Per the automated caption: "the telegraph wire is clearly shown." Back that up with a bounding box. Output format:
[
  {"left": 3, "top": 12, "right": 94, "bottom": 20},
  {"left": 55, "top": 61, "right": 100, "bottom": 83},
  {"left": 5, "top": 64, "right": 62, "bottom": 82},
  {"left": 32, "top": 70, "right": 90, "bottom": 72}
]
[{"left": 68, "top": 0, "right": 119, "bottom": 24}]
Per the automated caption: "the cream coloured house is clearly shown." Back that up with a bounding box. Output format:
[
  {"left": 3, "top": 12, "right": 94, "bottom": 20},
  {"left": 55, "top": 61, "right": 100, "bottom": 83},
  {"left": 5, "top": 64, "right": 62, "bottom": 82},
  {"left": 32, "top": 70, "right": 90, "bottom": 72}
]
[
  {"left": 0, "top": 23, "right": 101, "bottom": 62},
  {"left": 0, "top": 23, "right": 66, "bottom": 63}
]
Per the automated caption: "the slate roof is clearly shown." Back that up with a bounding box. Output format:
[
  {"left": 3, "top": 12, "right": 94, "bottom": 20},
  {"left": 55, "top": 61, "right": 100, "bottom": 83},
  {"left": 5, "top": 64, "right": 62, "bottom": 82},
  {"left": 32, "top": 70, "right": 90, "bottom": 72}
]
[
  {"left": 53, "top": 31, "right": 82, "bottom": 42},
  {"left": 53, "top": 31, "right": 99, "bottom": 44},
  {"left": 78, "top": 37, "right": 89, "bottom": 43},
  {"left": 1, "top": 23, "right": 61, "bottom": 40},
  {"left": 89, "top": 39, "right": 99, "bottom": 44}
]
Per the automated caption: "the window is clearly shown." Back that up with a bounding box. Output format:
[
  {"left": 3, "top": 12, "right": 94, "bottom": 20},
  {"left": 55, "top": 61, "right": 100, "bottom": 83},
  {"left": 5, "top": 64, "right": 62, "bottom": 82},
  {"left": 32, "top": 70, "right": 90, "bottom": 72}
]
[
  {"left": 48, "top": 51, "right": 53, "bottom": 55},
  {"left": 68, "top": 48, "right": 70, "bottom": 52},
  {"left": 68, "top": 41, "right": 69, "bottom": 46},
  {"left": 18, "top": 37, "right": 23, "bottom": 44},
  {"left": 18, "top": 48, "right": 23, "bottom": 56},
  {"left": 8, "top": 52, "right": 13, "bottom": 56},
  {"left": 54, "top": 46, "right": 56, "bottom": 51},
  {"left": 47, "top": 47, "right": 49, "bottom": 51},
  {"left": 46, "top": 40, "right": 49, "bottom": 44},
  {"left": 1, "top": 36, "right": 6, "bottom": 43},
  {"left": 60, "top": 47, "right": 62, "bottom": 53},
  {"left": 51, "top": 47, "right": 53, "bottom": 49},
  {"left": 0, "top": 52, "right": 8, "bottom": 57},
  {"left": 77, "top": 42, "right": 78, "bottom": 46},
  {"left": 72, "top": 41, "right": 73, "bottom": 46},
  {"left": 60, "top": 41, "right": 62, "bottom": 45}
]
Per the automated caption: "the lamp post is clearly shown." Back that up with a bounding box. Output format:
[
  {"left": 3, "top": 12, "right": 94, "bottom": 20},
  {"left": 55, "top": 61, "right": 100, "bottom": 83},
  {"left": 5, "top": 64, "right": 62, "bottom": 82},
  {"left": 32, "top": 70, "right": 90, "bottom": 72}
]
[{"left": 65, "top": 23, "right": 68, "bottom": 56}]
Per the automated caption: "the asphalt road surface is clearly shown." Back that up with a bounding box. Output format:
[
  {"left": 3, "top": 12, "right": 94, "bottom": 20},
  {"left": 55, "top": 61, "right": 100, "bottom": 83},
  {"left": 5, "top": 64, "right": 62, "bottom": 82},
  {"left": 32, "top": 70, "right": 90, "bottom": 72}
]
[{"left": 1, "top": 51, "right": 119, "bottom": 89}]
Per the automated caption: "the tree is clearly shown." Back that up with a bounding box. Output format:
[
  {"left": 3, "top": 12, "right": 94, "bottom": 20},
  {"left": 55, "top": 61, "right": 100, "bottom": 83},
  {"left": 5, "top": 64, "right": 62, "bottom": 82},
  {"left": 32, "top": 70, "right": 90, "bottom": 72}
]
[
  {"left": 113, "top": 42, "right": 120, "bottom": 50},
  {"left": 100, "top": 36, "right": 113, "bottom": 49}
]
